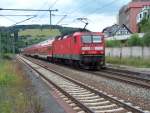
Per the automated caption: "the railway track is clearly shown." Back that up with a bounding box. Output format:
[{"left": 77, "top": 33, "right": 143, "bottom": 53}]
[
  {"left": 90, "top": 69, "right": 150, "bottom": 89},
  {"left": 35, "top": 56, "right": 150, "bottom": 89},
  {"left": 35, "top": 56, "right": 150, "bottom": 88},
  {"left": 17, "top": 55, "right": 149, "bottom": 113}
]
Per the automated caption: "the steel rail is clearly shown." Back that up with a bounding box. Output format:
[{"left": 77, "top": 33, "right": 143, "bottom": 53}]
[
  {"left": 19, "top": 55, "right": 147, "bottom": 113},
  {"left": 91, "top": 70, "right": 150, "bottom": 89},
  {"left": 17, "top": 56, "right": 94, "bottom": 113}
]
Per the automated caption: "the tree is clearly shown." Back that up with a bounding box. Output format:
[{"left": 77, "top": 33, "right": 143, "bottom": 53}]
[
  {"left": 127, "top": 34, "right": 142, "bottom": 46},
  {"left": 139, "top": 18, "right": 150, "bottom": 33},
  {"left": 106, "top": 40, "right": 121, "bottom": 47},
  {"left": 143, "top": 32, "right": 150, "bottom": 46}
]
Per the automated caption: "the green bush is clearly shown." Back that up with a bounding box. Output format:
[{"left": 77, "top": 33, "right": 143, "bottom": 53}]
[
  {"left": 143, "top": 32, "right": 150, "bottom": 46},
  {"left": 127, "top": 34, "right": 142, "bottom": 46},
  {"left": 139, "top": 18, "right": 150, "bottom": 32},
  {"left": 106, "top": 40, "right": 121, "bottom": 47}
]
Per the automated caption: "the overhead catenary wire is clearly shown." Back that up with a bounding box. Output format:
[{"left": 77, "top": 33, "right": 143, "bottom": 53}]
[
  {"left": 55, "top": 0, "right": 119, "bottom": 27},
  {"left": 56, "top": 0, "right": 93, "bottom": 25},
  {"left": 55, "top": 15, "right": 67, "bottom": 25},
  {"left": 11, "top": 15, "right": 37, "bottom": 26},
  {"left": 0, "top": 0, "right": 125, "bottom": 29},
  {"left": 0, "top": 14, "right": 37, "bottom": 25},
  {"left": 58, "top": 0, "right": 124, "bottom": 30},
  {"left": 49, "top": 0, "right": 59, "bottom": 9},
  {"left": 0, "top": 16, "right": 17, "bottom": 23},
  {"left": 0, "top": 14, "right": 37, "bottom": 16},
  {"left": 0, "top": 8, "right": 58, "bottom": 25},
  {"left": 86, "top": 0, "right": 119, "bottom": 17},
  {"left": 0, "top": 8, "right": 51, "bottom": 11},
  {"left": 35, "top": 0, "right": 60, "bottom": 23},
  {"left": 31, "top": 0, "right": 51, "bottom": 22}
]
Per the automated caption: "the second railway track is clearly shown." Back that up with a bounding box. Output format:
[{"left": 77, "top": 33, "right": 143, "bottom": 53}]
[
  {"left": 26, "top": 55, "right": 150, "bottom": 89},
  {"left": 90, "top": 69, "right": 150, "bottom": 89},
  {"left": 17, "top": 55, "right": 149, "bottom": 113}
]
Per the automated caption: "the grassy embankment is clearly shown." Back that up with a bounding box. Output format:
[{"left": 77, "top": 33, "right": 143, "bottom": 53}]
[
  {"left": 106, "top": 57, "right": 150, "bottom": 68},
  {"left": 0, "top": 59, "right": 43, "bottom": 113},
  {"left": 19, "top": 29, "right": 61, "bottom": 38}
]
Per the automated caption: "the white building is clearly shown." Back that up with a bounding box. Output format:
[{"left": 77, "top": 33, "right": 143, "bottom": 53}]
[{"left": 137, "top": 6, "right": 150, "bottom": 23}]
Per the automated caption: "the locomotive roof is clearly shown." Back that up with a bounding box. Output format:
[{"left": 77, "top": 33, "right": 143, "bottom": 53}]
[
  {"left": 55, "top": 31, "right": 103, "bottom": 40},
  {"left": 72, "top": 32, "right": 103, "bottom": 36}
]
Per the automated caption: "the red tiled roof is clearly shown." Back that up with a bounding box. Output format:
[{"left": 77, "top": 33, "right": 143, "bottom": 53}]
[{"left": 128, "top": 1, "right": 150, "bottom": 8}]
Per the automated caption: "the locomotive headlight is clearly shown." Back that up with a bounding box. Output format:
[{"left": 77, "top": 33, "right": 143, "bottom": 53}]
[
  {"left": 95, "top": 47, "right": 103, "bottom": 50},
  {"left": 81, "top": 47, "right": 90, "bottom": 50}
]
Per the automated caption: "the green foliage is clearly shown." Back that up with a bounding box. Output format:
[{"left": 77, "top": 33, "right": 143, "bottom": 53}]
[
  {"left": 139, "top": 18, "right": 150, "bottom": 32},
  {"left": 106, "top": 40, "right": 121, "bottom": 47},
  {"left": 18, "top": 28, "right": 61, "bottom": 48},
  {"left": 0, "top": 60, "right": 44, "bottom": 113},
  {"left": 106, "top": 56, "right": 150, "bottom": 68},
  {"left": 0, "top": 101, "right": 12, "bottom": 113},
  {"left": 106, "top": 33, "right": 150, "bottom": 47},
  {"left": 0, "top": 61, "right": 17, "bottom": 86},
  {"left": 143, "top": 32, "right": 150, "bottom": 46},
  {"left": 0, "top": 25, "right": 81, "bottom": 53},
  {"left": 127, "top": 34, "right": 142, "bottom": 46},
  {"left": 19, "top": 28, "right": 60, "bottom": 37},
  {"left": 0, "top": 32, "right": 14, "bottom": 54}
]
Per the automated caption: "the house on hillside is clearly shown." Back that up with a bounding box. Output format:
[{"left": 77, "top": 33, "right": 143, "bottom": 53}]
[{"left": 102, "top": 24, "right": 132, "bottom": 38}]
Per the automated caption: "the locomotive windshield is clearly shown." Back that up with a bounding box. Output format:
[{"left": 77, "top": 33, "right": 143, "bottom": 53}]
[
  {"left": 82, "top": 35, "right": 102, "bottom": 43},
  {"left": 82, "top": 35, "right": 92, "bottom": 43}
]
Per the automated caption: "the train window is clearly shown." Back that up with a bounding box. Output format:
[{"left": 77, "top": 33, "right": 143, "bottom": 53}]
[
  {"left": 93, "top": 35, "right": 102, "bottom": 43},
  {"left": 82, "top": 35, "right": 92, "bottom": 43}
]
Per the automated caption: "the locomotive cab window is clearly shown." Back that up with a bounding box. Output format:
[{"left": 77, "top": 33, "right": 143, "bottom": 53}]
[
  {"left": 82, "top": 35, "right": 92, "bottom": 43},
  {"left": 93, "top": 35, "right": 102, "bottom": 43},
  {"left": 82, "top": 35, "right": 102, "bottom": 43}
]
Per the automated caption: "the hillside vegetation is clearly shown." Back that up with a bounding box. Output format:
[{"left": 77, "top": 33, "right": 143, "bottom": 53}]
[
  {"left": 19, "top": 28, "right": 61, "bottom": 38},
  {"left": 0, "top": 25, "right": 83, "bottom": 53}
]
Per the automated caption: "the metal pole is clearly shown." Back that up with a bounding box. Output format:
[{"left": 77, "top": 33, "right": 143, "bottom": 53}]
[
  {"left": 0, "top": 32, "right": 1, "bottom": 60},
  {"left": 12, "top": 33, "right": 15, "bottom": 54},
  {"left": 50, "top": 11, "right": 52, "bottom": 25},
  {"left": 0, "top": 8, "right": 58, "bottom": 26},
  {"left": 49, "top": 9, "right": 58, "bottom": 25}
]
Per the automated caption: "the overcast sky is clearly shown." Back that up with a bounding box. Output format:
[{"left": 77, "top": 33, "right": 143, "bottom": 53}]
[{"left": 0, "top": 0, "right": 131, "bottom": 31}]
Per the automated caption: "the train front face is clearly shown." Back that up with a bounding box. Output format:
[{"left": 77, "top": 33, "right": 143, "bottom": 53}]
[{"left": 80, "top": 32, "right": 105, "bottom": 68}]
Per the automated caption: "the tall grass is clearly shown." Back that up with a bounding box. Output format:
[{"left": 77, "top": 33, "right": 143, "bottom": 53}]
[
  {"left": 106, "top": 57, "right": 150, "bottom": 68},
  {"left": 0, "top": 60, "right": 43, "bottom": 113},
  {"left": 0, "top": 61, "right": 16, "bottom": 86}
]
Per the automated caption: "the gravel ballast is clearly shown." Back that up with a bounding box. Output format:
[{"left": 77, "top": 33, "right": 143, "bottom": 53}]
[
  {"left": 22, "top": 56, "right": 150, "bottom": 111},
  {"left": 18, "top": 60, "right": 68, "bottom": 113},
  {"left": 45, "top": 62, "right": 150, "bottom": 110}
]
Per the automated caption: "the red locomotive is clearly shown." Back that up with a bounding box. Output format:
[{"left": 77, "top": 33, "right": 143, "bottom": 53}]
[{"left": 23, "top": 31, "right": 105, "bottom": 69}]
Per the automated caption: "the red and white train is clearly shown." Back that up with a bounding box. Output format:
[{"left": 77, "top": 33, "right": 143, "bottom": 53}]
[{"left": 23, "top": 31, "right": 105, "bottom": 69}]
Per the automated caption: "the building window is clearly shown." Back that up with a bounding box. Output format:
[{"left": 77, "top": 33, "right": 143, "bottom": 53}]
[
  {"left": 140, "top": 14, "right": 142, "bottom": 18},
  {"left": 144, "top": 12, "right": 147, "bottom": 17}
]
